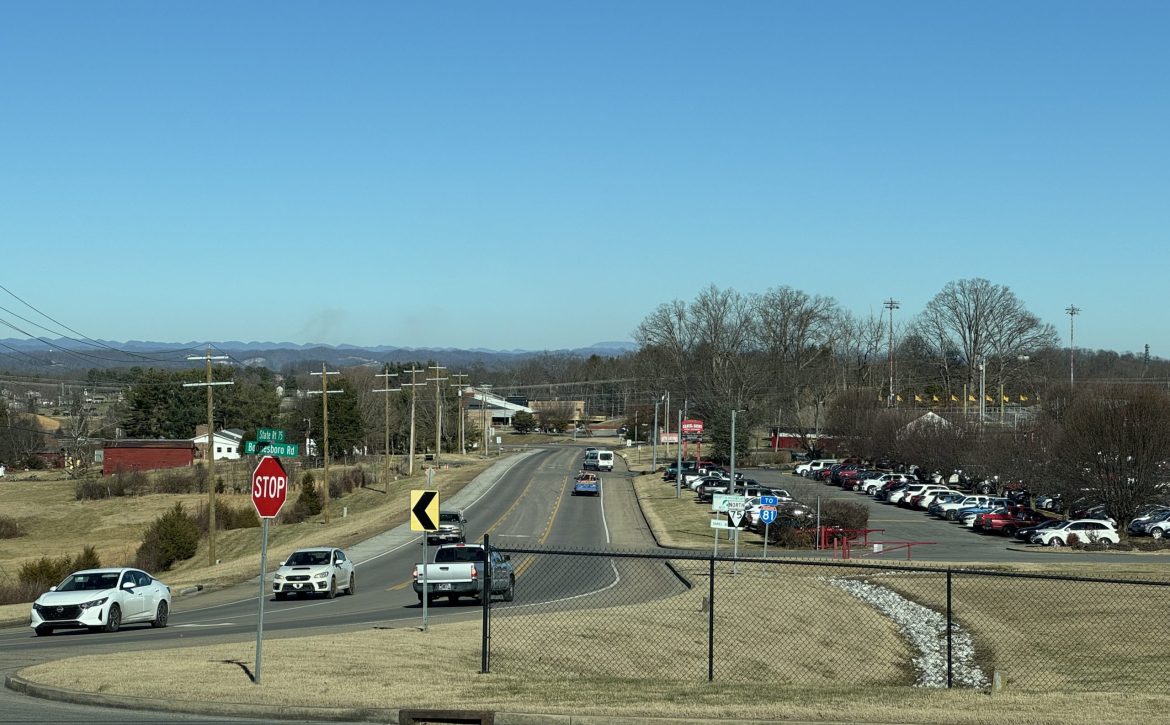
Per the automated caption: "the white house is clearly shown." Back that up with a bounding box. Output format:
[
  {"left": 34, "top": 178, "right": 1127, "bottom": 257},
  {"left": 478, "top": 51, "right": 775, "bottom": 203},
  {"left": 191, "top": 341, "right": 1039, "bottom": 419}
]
[{"left": 192, "top": 428, "right": 245, "bottom": 461}]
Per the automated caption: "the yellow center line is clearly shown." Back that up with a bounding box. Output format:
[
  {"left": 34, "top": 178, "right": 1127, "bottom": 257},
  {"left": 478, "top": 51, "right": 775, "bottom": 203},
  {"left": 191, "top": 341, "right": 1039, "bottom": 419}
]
[
  {"left": 387, "top": 457, "right": 550, "bottom": 591},
  {"left": 512, "top": 475, "right": 570, "bottom": 579}
]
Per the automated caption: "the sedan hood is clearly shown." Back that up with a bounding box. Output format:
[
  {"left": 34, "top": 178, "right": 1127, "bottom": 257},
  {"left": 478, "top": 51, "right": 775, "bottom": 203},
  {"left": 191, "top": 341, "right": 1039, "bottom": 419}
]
[
  {"left": 36, "top": 587, "right": 118, "bottom": 606},
  {"left": 276, "top": 564, "right": 330, "bottom": 576}
]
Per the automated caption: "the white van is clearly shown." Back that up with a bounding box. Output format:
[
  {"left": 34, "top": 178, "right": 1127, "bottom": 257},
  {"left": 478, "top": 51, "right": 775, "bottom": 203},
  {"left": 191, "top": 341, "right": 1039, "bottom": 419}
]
[{"left": 596, "top": 450, "right": 614, "bottom": 472}]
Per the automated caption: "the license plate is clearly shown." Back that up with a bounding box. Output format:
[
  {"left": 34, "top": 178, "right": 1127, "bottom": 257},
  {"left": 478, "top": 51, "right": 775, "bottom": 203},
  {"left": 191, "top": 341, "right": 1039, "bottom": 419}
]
[{"left": 436, "top": 583, "right": 452, "bottom": 591}]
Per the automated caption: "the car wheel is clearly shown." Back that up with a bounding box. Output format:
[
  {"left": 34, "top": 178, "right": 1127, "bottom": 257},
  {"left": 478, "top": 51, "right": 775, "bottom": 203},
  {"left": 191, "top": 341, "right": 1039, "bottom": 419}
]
[
  {"left": 326, "top": 578, "right": 337, "bottom": 599},
  {"left": 1003, "top": 525, "right": 1017, "bottom": 537},
  {"left": 945, "top": 511, "right": 957, "bottom": 521},
  {"left": 1048, "top": 537, "right": 1064, "bottom": 547},
  {"left": 1152, "top": 528, "right": 1165, "bottom": 540},
  {"left": 348, "top": 573, "right": 355, "bottom": 595},
  {"left": 103, "top": 604, "right": 122, "bottom": 633},
  {"left": 504, "top": 576, "right": 515, "bottom": 602},
  {"left": 151, "top": 601, "right": 169, "bottom": 628},
  {"left": 34, "top": 625, "right": 53, "bottom": 637},
  {"left": 1100, "top": 538, "right": 1112, "bottom": 548}
]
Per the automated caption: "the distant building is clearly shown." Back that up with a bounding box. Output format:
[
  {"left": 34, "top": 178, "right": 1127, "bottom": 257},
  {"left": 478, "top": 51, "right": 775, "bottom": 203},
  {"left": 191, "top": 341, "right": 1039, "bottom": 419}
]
[
  {"left": 102, "top": 440, "right": 198, "bottom": 476},
  {"left": 192, "top": 427, "right": 244, "bottom": 461}
]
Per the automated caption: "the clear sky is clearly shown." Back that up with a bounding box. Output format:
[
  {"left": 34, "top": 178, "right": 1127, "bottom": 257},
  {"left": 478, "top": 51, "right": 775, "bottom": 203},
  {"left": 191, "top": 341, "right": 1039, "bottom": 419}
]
[{"left": 1, "top": 2, "right": 1166, "bottom": 354}]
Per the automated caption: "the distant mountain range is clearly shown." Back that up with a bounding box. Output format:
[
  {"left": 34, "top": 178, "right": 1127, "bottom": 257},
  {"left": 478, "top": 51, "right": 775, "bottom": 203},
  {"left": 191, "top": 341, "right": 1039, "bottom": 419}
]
[{"left": 0, "top": 338, "right": 639, "bottom": 373}]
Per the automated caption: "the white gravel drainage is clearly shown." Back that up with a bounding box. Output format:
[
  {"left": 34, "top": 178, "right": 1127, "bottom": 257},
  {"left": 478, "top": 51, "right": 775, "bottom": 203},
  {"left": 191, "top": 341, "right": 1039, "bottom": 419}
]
[{"left": 826, "top": 577, "right": 989, "bottom": 688}]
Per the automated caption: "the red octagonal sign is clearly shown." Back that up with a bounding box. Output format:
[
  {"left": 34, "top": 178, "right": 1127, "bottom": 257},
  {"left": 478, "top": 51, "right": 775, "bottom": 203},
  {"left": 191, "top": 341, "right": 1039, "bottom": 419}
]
[{"left": 251, "top": 455, "right": 288, "bottom": 519}]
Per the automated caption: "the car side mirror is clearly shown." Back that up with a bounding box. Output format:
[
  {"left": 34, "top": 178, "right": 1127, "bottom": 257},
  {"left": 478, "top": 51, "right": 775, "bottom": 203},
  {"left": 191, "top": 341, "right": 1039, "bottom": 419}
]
[
  {"left": 48, "top": 586, "right": 57, "bottom": 592},
  {"left": 122, "top": 581, "right": 135, "bottom": 591}
]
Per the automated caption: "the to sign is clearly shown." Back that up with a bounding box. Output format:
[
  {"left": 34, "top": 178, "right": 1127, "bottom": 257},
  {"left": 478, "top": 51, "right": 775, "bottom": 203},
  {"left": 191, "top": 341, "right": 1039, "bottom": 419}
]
[{"left": 251, "top": 456, "right": 288, "bottom": 519}]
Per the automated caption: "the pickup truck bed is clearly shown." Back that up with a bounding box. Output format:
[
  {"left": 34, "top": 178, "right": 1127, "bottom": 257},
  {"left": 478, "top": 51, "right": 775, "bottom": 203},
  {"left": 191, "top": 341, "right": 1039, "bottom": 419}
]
[{"left": 413, "top": 543, "right": 516, "bottom": 604}]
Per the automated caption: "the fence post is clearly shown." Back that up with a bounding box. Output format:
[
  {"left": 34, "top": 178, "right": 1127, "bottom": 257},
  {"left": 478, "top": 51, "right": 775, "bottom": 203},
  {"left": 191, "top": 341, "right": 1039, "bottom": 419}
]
[
  {"left": 946, "top": 568, "right": 953, "bottom": 689},
  {"left": 481, "top": 533, "right": 491, "bottom": 674},
  {"left": 708, "top": 555, "right": 715, "bottom": 682}
]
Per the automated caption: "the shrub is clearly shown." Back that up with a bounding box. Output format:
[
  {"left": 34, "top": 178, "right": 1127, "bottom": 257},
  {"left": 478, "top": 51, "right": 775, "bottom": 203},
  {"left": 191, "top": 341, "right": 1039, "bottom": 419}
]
[
  {"left": 17, "top": 546, "right": 102, "bottom": 591},
  {"left": 195, "top": 500, "right": 260, "bottom": 531},
  {"left": 0, "top": 514, "right": 26, "bottom": 539},
  {"left": 330, "top": 468, "right": 363, "bottom": 498},
  {"left": 154, "top": 468, "right": 201, "bottom": 494},
  {"left": 821, "top": 500, "right": 870, "bottom": 533},
  {"left": 136, "top": 503, "right": 200, "bottom": 572}
]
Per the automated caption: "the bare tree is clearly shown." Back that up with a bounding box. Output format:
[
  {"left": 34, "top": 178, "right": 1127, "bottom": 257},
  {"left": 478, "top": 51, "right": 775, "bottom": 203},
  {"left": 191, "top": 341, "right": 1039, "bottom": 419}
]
[
  {"left": 1047, "top": 384, "right": 1170, "bottom": 528},
  {"left": 915, "top": 278, "right": 1058, "bottom": 397}
]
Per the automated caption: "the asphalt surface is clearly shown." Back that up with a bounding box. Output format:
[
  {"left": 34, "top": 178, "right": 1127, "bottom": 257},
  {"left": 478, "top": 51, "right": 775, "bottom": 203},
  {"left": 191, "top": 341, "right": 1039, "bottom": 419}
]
[{"left": 3, "top": 451, "right": 1161, "bottom": 724}]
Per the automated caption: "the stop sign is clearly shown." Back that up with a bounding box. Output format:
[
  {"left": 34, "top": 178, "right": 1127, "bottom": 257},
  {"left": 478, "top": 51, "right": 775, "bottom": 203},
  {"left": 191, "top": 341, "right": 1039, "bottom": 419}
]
[{"left": 251, "top": 455, "right": 288, "bottom": 519}]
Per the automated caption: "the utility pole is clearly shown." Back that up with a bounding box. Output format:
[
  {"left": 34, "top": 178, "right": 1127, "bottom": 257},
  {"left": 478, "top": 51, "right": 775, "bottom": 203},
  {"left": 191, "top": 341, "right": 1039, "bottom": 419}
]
[
  {"left": 479, "top": 384, "right": 493, "bottom": 455},
  {"left": 450, "top": 373, "right": 469, "bottom": 455},
  {"left": 374, "top": 365, "right": 401, "bottom": 488},
  {"left": 664, "top": 391, "right": 671, "bottom": 459},
  {"left": 184, "top": 347, "right": 232, "bottom": 566},
  {"left": 309, "top": 364, "right": 341, "bottom": 522},
  {"left": 428, "top": 366, "right": 448, "bottom": 460},
  {"left": 401, "top": 367, "right": 426, "bottom": 475},
  {"left": 1066, "top": 304, "right": 1080, "bottom": 387},
  {"left": 884, "top": 298, "right": 899, "bottom": 407}
]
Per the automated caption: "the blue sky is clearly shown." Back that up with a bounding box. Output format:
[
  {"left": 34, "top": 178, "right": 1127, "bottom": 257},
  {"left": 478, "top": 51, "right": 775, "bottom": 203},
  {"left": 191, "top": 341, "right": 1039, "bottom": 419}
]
[{"left": 1, "top": 2, "right": 1166, "bottom": 354}]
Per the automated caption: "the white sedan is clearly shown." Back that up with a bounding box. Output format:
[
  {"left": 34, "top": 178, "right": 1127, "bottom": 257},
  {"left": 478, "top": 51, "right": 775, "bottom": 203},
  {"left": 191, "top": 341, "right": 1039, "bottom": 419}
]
[
  {"left": 272, "top": 546, "right": 355, "bottom": 599},
  {"left": 31, "top": 567, "right": 171, "bottom": 636}
]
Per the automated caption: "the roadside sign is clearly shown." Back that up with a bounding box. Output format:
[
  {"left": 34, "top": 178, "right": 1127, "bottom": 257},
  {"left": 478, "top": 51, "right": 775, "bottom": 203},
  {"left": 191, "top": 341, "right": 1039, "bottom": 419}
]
[
  {"left": 681, "top": 419, "right": 704, "bottom": 434},
  {"left": 760, "top": 495, "right": 779, "bottom": 506},
  {"left": 244, "top": 440, "right": 300, "bottom": 457},
  {"left": 710, "top": 518, "right": 740, "bottom": 530},
  {"left": 712, "top": 493, "right": 747, "bottom": 513},
  {"left": 659, "top": 432, "right": 679, "bottom": 444},
  {"left": 251, "top": 456, "right": 288, "bottom": 519},
  {"left": 410, "top": 489, "right": 439, "bottom": 531},
  {"left": 727, "top": 504, "right": 746, "bottom": 527},
  {"left": 256, "top": 428, "right": 286, "bottom": 443},
  {"left": 760, "top": 507, "right": 778, "bottom": 525}
]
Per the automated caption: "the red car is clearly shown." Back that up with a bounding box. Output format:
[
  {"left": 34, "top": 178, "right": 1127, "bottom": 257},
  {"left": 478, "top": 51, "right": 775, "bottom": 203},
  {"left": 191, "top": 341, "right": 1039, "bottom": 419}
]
[{"left": 974, "top": 506, "right": 1047, "bottom": 536}]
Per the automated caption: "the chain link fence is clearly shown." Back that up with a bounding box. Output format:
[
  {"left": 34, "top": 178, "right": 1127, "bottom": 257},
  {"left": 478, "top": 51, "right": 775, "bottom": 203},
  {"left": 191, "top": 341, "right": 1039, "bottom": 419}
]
[{"left": 482, "top": 545, "right": 1170, "bottom": 692}]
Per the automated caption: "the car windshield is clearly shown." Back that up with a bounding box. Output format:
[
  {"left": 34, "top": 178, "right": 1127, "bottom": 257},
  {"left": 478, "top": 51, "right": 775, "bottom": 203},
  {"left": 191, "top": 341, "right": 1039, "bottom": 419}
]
[
  {"left": 56, "top": 572, "right": 120, "bottom": 591},
  {"left": 287, "top": 550, "right": 332, "bottom": 566},
  {"left": 439, "top": 513, "right": 461, "bottom": 523}
]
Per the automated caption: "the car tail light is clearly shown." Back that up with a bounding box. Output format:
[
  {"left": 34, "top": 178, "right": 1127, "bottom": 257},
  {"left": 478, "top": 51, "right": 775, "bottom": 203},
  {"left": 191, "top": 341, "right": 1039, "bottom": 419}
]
[{"left": 471, "top": 565, "right": 479, "bottom": 582}]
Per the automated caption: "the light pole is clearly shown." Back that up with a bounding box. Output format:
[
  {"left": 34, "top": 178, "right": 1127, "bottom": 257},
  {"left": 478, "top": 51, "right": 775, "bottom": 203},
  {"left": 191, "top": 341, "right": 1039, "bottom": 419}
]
[
  {"left": 730, "top": 408, "right": 747, "bottom": 495},
  {"left": 977, "top": 356, "right": 986, "bottom": 422},
  {"left": 1066, "top": 304, "right": 1080, "bottom": 387},
  {"left": 651, "top": 393, "right": 664, "bottom": 471},
  {"left": 675, "top": 408, "right": 683, "bottom": 499},
  {"left": 884, "top": 298, "right": 899, "bottom": 407}
]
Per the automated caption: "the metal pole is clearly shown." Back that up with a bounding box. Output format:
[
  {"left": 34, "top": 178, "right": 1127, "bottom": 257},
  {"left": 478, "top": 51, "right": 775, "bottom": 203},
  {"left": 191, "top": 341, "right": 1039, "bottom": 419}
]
[
  {"left": 675, "top": 409, "right": 683, "bottom": 499},
  {"left": 321, "top": 364, "right": 331, "bottom": 522},
  {"left": 481, "top": 533, "right": 491, "bottom": 673},
  {"left": 206, "top": 351, "right": 216, "bottom": 565},
  {"left": 730, "top": 409, "right": 737, "bottom": 496},
  {"left": 421, "top": 535, "right": 428, "bottom": 631},
  {"left": 254, "top": 518, "right": 268, "bottom": 684},
  {"left": 763, "top": 522, "right": 769, "bottom": 558},
  {"left": 815, "top": 496, "right": 821, "bottom": 551},
  {"left": 707, "top": 555, "right": 715, "bottom": 682},
  {"left": 651, "top": 398, "right": 660, "bottom": 471},
  {"left": 1066, "top": 304, "right": 1080, "bottom": 386},
  {"left": 946, "top": 569, "right": 953, "bottom": 689}
]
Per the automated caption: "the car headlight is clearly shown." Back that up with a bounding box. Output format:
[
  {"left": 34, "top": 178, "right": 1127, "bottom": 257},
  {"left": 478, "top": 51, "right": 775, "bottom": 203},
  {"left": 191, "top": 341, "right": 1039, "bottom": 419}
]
[
  {"left": 313, "top": 572, "right": 329, "bottom": 579},
  {"left": 79, "top": 597, "right": 108, "bottom": 610},
  {"left": 274, "top": 572, "right": 284, "bottom": 580}
]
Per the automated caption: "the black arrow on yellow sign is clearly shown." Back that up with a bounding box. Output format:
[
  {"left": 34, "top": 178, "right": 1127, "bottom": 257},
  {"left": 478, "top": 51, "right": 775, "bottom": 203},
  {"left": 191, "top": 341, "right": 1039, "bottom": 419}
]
[{"left": 410, "top": 489, "right": 439, "bottom": 531}]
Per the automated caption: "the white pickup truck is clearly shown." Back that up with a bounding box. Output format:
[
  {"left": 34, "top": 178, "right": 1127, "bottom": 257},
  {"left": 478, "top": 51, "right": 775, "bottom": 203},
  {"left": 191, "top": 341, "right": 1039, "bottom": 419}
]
[{"left": 412, "top": 543, "right": 515, "bottom": 604}]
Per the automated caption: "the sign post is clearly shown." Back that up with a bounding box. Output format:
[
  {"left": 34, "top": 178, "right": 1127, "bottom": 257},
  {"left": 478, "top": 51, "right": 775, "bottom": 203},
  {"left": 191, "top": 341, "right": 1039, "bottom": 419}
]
[
  {"left": 411, "top": 471, "right": 439, "bottom": 631},
  {"left": 759, "top": 495, "right": 779, "bottom": 559},
  {"left": 250, "top": 455, "right": 288, "bottom": 685}
]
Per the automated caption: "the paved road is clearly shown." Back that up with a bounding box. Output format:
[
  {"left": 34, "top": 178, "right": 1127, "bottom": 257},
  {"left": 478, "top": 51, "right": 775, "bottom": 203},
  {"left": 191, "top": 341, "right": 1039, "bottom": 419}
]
[{"left": 1, "top": 446, "right": 663, "bottom": 723}]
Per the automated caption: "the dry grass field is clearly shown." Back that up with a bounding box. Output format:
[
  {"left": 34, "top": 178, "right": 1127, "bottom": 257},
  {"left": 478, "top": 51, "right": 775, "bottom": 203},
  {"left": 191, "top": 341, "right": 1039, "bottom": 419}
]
[
  {"left": 10, "top": 455, "right": 1170, "bottom": 722},
  {"left": 0, "top": 455, "right": 497, "bottom": 625}
]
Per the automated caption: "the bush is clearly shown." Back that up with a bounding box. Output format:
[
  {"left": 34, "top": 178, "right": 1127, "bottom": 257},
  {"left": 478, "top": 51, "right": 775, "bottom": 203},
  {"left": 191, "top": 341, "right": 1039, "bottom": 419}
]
[
  {"left": 0, "top": 514, "right": 26, "bottom": 539},
  {"left": 282, "top": 472, "right": 322, "bottom": 524},
  {"left": 154, "top": 468, "right": 202, "bottom": 494},
  {"left": 17, "top": 545, "right": 103, "bottom": 592},
  {"left": 331, "top": 467, "right": 365, "bottom": 498},
  {"left": 135, "top": 503, "right": 200, "bottom": 572},
  {"left": 195, "top": 500, "right": 260, "bottom": 531},
  {"left": 821, "top": 500, "right": 870, "bottom": 533}
]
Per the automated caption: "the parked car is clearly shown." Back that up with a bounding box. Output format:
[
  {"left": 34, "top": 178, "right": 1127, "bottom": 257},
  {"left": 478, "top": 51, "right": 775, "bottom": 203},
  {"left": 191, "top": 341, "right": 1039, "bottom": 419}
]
[
  {"left": 795, "top": 458, "right": 840, "bottom": 477},
  {"left": 272, "top": 547, "right": 355, "bottom": 600},
  {"left": 1014, "top": 518, "right": 1066, "bottom": 542},
  {"left": 975, "top": 507, "right": 1047, "bottom": 536},
  {"left": 875, "top": 480, "right": 909, "bottom": 502},
  {"left": 1030, "top": 520, "right": 1120, "bottom": 547},
  {"left": 31, "top": 567, "right": 172, "bottom": 636},
  {"left": 926, "top": 491, "right": 968, "bottom": 517},
  {"left": 934, "top": 494, "right": 997, "bottom": 521},
  {"left": 859, "top": 472, "right": 911, "bottom": 495},
  {"left": 1128, "top": 508, "right": 1170, "bottom": 538}
]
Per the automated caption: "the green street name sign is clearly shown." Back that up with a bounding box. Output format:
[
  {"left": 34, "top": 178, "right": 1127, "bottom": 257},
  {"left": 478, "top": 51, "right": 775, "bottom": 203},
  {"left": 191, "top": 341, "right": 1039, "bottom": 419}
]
[
  {"left": 245, "top": 440, "right": 299, "bottom": 457},
  {"left": 256, "top": 428, "right": 286, "bottom": 443}
]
